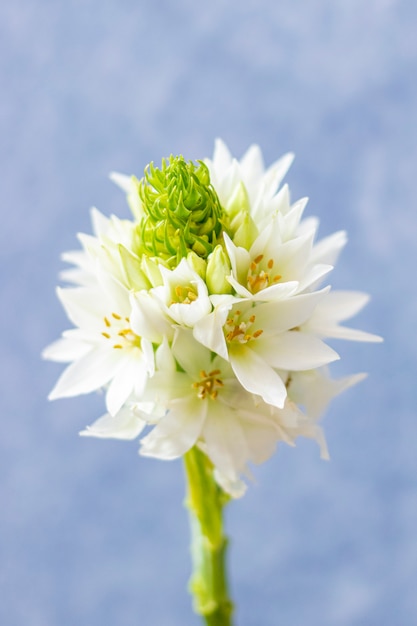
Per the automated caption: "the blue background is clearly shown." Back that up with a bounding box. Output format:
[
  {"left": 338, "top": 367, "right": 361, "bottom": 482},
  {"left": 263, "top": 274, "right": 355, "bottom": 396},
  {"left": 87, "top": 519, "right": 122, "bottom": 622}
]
[{"left": 1, "top": 1, "right": 416, "bottom": 624}]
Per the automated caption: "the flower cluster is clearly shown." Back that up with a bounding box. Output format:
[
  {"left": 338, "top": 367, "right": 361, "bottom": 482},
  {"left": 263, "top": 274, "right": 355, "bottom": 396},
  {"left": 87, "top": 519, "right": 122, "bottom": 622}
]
[{"left": 44, "top": 140, "right": 381, "bottom": 497}]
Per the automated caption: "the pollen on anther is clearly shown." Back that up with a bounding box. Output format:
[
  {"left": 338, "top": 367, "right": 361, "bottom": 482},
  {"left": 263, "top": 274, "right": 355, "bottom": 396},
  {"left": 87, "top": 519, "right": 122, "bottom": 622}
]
[
  {"left": 253, "top": 329, "right": 263, "bottom": 338},
  {"left": 113, "top": 344, "right": 123, "bottom": 349},
  {"left": 267, "top": 259, "right": 274, "bottom": 269},
  {"left": 254, "top": 254, "right": 264, "bottom": 264},
  {"left": 104, "top": 317, "right": 111, "bottom": 327},
  {"left": 112, "top": 312, "right": 122, "bottom": 320},
  {"left": 102, "top": 332, "right": 111, "bottom": 339}
]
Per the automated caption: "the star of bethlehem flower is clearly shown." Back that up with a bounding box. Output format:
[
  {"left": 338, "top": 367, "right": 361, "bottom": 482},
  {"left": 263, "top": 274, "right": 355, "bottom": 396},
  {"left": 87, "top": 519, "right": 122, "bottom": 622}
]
[{"left": 44, "top": 140, "right": 382, "bottom": 497}]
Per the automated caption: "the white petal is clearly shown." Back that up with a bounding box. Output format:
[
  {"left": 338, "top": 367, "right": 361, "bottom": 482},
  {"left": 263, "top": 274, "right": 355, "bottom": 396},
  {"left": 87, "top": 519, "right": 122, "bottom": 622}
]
[
  {"left": 212, "top": 138, "right": 233, "bottom": 170},
  {"left": 48, "top": 348, "right": 121, "bottom": 400},
  {"left": 109, "top": 172, "right": 133, "bottom": 193},
  {"left": 213, "top": 469, "right": 247, "bottom": 498},
  {"left": 297, "top": 264, "right": 333, "bottom": 293},
  {"left": 42, "top": 337, "right": 90, "bottom": 363},
  {"left": 140, "top": 397, "right": 207, "bottom": 460},
  {"left": 172, "top": 329, "right": 212, "bottom": 378},
  {"left": 223, "top": 232, "right": 250, "bottom": 284},
  {"left": 250, "top": 280, "right": 300, "bottom": 302},
  {"left": 256, "top": 331, "right": 340, "bottom": 371},
  {"left": 253, "top": 288, "right": 329, "bottom": 335},
  {"left": 193, "top": 306, "right": 231, "bottom": 360},
  {"left": 56, "top": 287, "right": 104, "bottom": 331},
  {"left": 229, "top": 345, "right": 287, "bottom": 408},
  {"left": 311, "top": 230, "right": 347, "bottom": 265},
  {"left": 203, "top": 405, "right": 249, "bottom": 481},
  {"left": 80, "top": 407, "right": 146, "bottom": 440},
  {"left": 315, "top": 325, "right": 383, "bottom": 342},
  {"left": 106, "top": 350, "right": 149, "bottom": 416},
  {"left": 90, "top": 207, "right": 110, "bottom": 237},
  {"left": 289, "top": 369, "right": 367, "bottom": 419},
  {"left": 238, "top": 411, "right": 280, "bottom": 465},
  {"left": 263, "top": 153, "right": 294, "bottom": 197},
  {"left": 130, "top": 291, "right": 173, "bottom": 343},
  {"left": 314, "top": 290, "right": 370, "bottom": 321}
]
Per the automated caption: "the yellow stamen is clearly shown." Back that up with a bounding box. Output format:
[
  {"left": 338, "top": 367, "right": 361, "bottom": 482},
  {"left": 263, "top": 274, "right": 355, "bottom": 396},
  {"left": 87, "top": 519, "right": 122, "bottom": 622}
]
[{"left": 195, "top": 368, "right": 224, "bottom": 400}]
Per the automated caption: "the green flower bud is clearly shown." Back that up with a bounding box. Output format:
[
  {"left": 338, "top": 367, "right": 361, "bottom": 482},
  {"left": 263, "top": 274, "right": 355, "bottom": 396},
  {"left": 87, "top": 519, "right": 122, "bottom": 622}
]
[
  {"left": 206, "top": 245, "right": 233, "bottom": 295},
  {"left": 141, "top": 255, "right": 171, "bottom": 288},
  {"left": 231, "top": 212, "right": 258, "bottom": 249},
  {"left": 138, "top": 156, "right": 223, "bottom": 265},
  {"left": 187, "top": 250, "right": 207, "bottom": 280},
  {"left": 118, "top": 244, "right": 150, "bottom": 290},
  {"left": 225, "top": 181, "right": 250, "bottom": 220}
]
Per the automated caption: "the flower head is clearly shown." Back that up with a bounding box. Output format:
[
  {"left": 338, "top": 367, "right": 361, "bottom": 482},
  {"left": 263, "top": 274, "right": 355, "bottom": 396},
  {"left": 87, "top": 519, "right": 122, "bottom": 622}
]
[{"left": 45, "top": 140, "right": 382, "bottom": 497}]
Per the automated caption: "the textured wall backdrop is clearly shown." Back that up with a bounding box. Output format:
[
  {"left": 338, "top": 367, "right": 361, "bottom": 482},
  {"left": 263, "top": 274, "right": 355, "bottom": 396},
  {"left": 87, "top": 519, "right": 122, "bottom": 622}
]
[{"left": 1, "top": 1, "right": 416, "bottom": 625}]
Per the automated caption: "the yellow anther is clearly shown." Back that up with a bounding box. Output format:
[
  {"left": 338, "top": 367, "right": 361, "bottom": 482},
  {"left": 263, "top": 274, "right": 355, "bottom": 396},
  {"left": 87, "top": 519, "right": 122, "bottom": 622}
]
[
  {"left": 102, "top": 314, "right": 141, "bottom": 350},
  {"left": 246, "top": 253, "right": 281, "bottom": 294},
  {"left": 118, "top": 328, "right": 132, "bottom": 337},
  {"left": 195, "top": 368, "right": 224, "bottom": 400},
  {"left": 253, "top": 329, "right": 263, "bottom": 338}
]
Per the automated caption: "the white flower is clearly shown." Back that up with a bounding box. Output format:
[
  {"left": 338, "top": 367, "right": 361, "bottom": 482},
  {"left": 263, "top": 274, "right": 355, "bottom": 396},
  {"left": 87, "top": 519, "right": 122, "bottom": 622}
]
[
  {"left": 137, "top": 330, "right": 328, "bottom": 496},
  {"left": 205, "top": 139, "right": 294, "bottom": 232},
  {"left": 193, "top": 290, "right": 340, "bottom": 409},
  {"left": 150, "top": 258, "right": 212, "bottom": 327},
  {"left": 45, "top": 139, "right": 382, "bottom": 497},
  {"left": 223, "top": 225, "right": 331, "bottom": 300},
  {"left": 44, "top": 270, "right": 154, "bottom": 417}
]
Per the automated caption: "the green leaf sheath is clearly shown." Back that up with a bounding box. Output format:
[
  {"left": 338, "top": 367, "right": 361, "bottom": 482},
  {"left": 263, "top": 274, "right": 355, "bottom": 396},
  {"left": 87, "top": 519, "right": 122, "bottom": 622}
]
[{"left": 183, "top": 447, "right": 234, "bottom": 626}]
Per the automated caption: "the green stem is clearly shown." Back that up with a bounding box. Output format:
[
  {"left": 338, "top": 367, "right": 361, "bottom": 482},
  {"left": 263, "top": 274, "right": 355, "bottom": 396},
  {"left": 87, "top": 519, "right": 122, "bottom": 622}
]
[{"left": 183, "top": 447, "right": 234, "bottom": 626}]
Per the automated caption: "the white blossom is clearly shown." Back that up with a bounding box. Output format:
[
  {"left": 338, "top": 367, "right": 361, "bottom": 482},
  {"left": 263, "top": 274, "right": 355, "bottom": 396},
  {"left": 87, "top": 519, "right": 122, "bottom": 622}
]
[{"left": 45, "top": 140, "right": 382, "bottom": 496}]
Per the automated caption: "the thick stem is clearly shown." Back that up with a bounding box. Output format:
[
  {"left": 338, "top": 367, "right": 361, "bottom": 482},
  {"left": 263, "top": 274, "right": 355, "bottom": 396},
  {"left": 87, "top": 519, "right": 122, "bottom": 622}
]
[{"left": 183, "top": 447, "right": 234, "bottom": 626}]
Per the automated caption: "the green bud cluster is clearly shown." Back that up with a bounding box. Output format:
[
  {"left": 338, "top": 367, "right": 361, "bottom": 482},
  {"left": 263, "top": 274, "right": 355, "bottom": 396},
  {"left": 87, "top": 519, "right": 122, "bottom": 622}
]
[{"left": 137, "top": 156, "right": 223, "bottom": 264}]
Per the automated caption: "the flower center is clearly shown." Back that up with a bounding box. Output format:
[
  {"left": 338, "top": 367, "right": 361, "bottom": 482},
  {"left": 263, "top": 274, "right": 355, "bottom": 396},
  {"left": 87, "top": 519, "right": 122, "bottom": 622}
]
[
  {"left": 101, "top": 312, "right": 141, "bottom": 350},
  {"left": 224, "top": 310, "right": 263, "bottom": 344},
  {"left": 193, "top": 369, "right": 224, "bottom": 400},
  {"left": 247, "top": 254, "right": 281, "bottom": 294},
  {"left": 171, "top": 284, "right": 198, "bottom": 305}
]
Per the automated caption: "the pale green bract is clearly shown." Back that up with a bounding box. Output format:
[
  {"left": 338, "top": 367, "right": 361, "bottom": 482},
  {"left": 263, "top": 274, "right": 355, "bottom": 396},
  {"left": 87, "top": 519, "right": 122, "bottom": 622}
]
[{"left": 43, "top": 139, "right": 382, "bottom": 498}]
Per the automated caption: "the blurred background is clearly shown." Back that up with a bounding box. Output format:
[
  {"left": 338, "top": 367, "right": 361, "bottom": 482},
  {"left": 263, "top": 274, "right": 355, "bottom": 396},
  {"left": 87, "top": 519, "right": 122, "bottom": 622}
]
[{"left": 1, "top": 1, "right": 416, "bottom": 624}]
